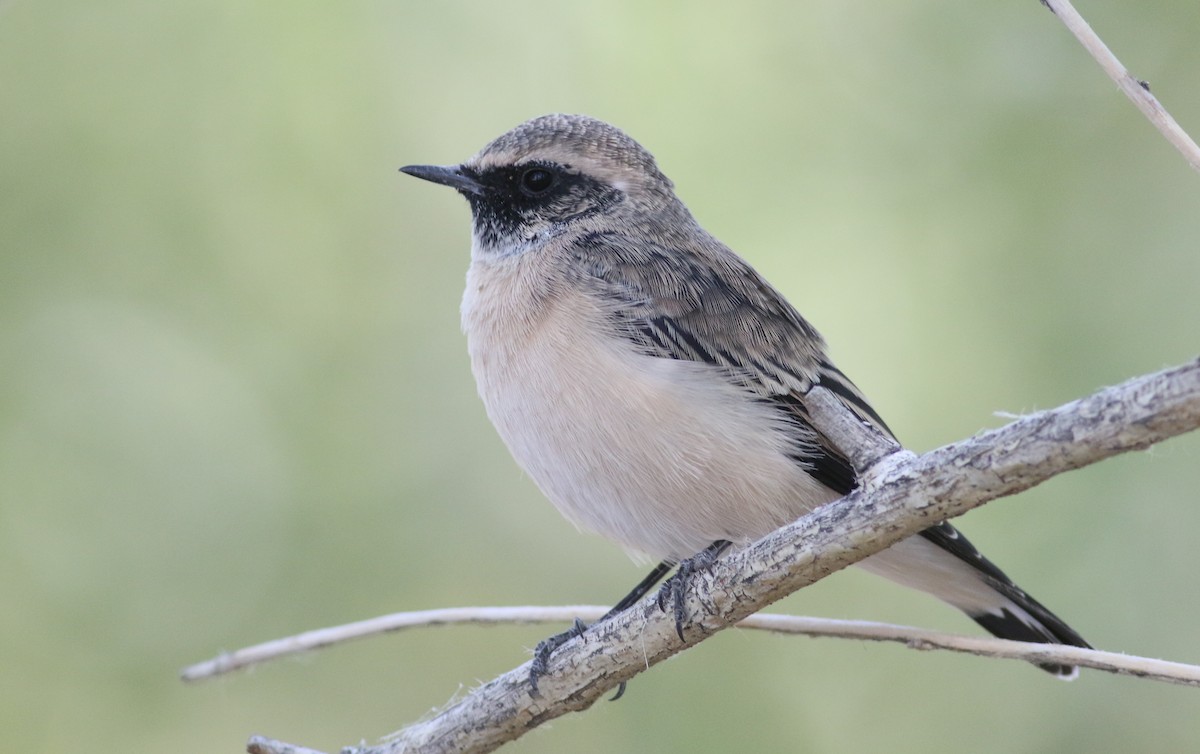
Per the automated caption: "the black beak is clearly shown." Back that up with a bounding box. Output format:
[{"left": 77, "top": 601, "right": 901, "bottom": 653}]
[{"left": 399, "top": 164, "right": 485, "bottom": 196}]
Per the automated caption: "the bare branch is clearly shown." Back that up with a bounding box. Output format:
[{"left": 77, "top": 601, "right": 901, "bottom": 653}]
[
  {"left": 744, "top": 613, "right": 1200, "bottom": 688},
  {"left": 1042, "top": 0, "right": 1200, "bottom": 173},
  {"left": 243, "top": 358, "right": 1200, "bottom": 754},
  {"left": 247, "top": 736, "right": 329, "bottom": 754},
  {"left": 189, "top": 605, "right": 1200, "bottom": 689},
  {"left": 184, "top": 606, "right": 612, "bottom": 682}
]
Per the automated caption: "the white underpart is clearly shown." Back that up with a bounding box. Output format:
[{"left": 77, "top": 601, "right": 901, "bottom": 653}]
[{"left": 462, "top": 245, "right": 1013, "bottom": 618}]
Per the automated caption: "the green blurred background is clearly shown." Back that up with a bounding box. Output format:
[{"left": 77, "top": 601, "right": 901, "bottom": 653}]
[{"left": 3, "top": 1, "right": 1199, "bottom": 752}]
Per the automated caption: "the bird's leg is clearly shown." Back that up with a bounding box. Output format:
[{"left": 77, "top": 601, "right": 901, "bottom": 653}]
[
  {"left": 601, "top": 559, "right": 676, "bottom": 618},
  {"left": 656, "top": 540, "right": 732, "bottom": 642},
  {"left": 528, "top": 560, "right": 673, "bottom": 697}
]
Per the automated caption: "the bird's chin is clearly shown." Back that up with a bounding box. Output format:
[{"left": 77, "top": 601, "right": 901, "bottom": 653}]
[{"left": 470, "top": 234, "right": 536, "bottom": 261}]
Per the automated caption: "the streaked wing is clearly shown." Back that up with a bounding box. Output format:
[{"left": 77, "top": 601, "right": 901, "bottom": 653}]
[{"left": 567, "top": 230, "right": 890, "bottom": 496}]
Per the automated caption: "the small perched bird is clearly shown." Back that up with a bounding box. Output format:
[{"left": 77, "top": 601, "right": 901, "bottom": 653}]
[{"left": 401, "top": 113, "right": 1089, "bottom": 681}]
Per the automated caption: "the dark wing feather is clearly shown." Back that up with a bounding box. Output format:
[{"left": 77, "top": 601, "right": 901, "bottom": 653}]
[{"left": 566, "top": 230, "right": 879, "bottom": 495}]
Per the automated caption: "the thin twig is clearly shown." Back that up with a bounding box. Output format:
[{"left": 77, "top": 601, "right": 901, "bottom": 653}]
[
  {"left": 1042, "top": 0, "right": 1200, "bottom": 173},
  {"left": 186, "top": 605, "right": 1200, "bottom": 689}
]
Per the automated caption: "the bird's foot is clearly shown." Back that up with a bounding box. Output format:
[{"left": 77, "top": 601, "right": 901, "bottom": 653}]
[
  {"left": 655, "top": 540, "right": 732, "bottom": 642},
  {"left": 528, "top": 617, "right": 588, "bottom": 697}
]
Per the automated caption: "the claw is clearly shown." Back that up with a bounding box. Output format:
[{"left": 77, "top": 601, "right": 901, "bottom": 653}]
[
  {"left": 528, "top": 618, "right": 589, "bottom": 696},
  {"left": 654, "top": 540, "right": 732, "bottom": 643},
  {"left": 528, "top": 547, "right": 725, "bottom": 697}
]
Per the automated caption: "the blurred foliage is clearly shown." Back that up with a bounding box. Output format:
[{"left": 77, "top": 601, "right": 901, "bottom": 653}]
[{"left": 2, "top": 1, "right": 1199, "bottom": 752}]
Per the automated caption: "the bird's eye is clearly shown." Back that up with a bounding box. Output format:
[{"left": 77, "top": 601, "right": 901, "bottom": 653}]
[{"left": 519, "top": 167, "right": 557, "bottom": 196}]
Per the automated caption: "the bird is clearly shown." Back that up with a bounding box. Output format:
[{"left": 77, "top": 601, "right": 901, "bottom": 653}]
[{"left": 400, "top": 113, "right": 1090, "bottom": 686}]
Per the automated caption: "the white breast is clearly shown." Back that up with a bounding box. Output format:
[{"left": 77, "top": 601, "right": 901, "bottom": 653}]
[{"left": 460, "top": 251, "right": 837, "bottom": 562}]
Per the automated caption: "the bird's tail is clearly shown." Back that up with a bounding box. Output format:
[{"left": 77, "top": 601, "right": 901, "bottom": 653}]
[
  {"left": 965, "top": 575, "right": 1090, "bottom": 678},
  {"left": 858, "top": 521, "right": 1090, "bottom": 678},
  {"left": 919, "top": 522, "right": 1090, "bottom": 678}
]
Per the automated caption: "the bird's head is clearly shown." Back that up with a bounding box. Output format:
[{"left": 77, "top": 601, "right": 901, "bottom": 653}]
[{"left": 402, "top": 114, "right": 682, "bottom": 256}]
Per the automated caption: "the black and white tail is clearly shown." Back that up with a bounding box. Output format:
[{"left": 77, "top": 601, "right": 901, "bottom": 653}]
[{"left": 858, "top": 521, "right": 1090, "bottom": 678}]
